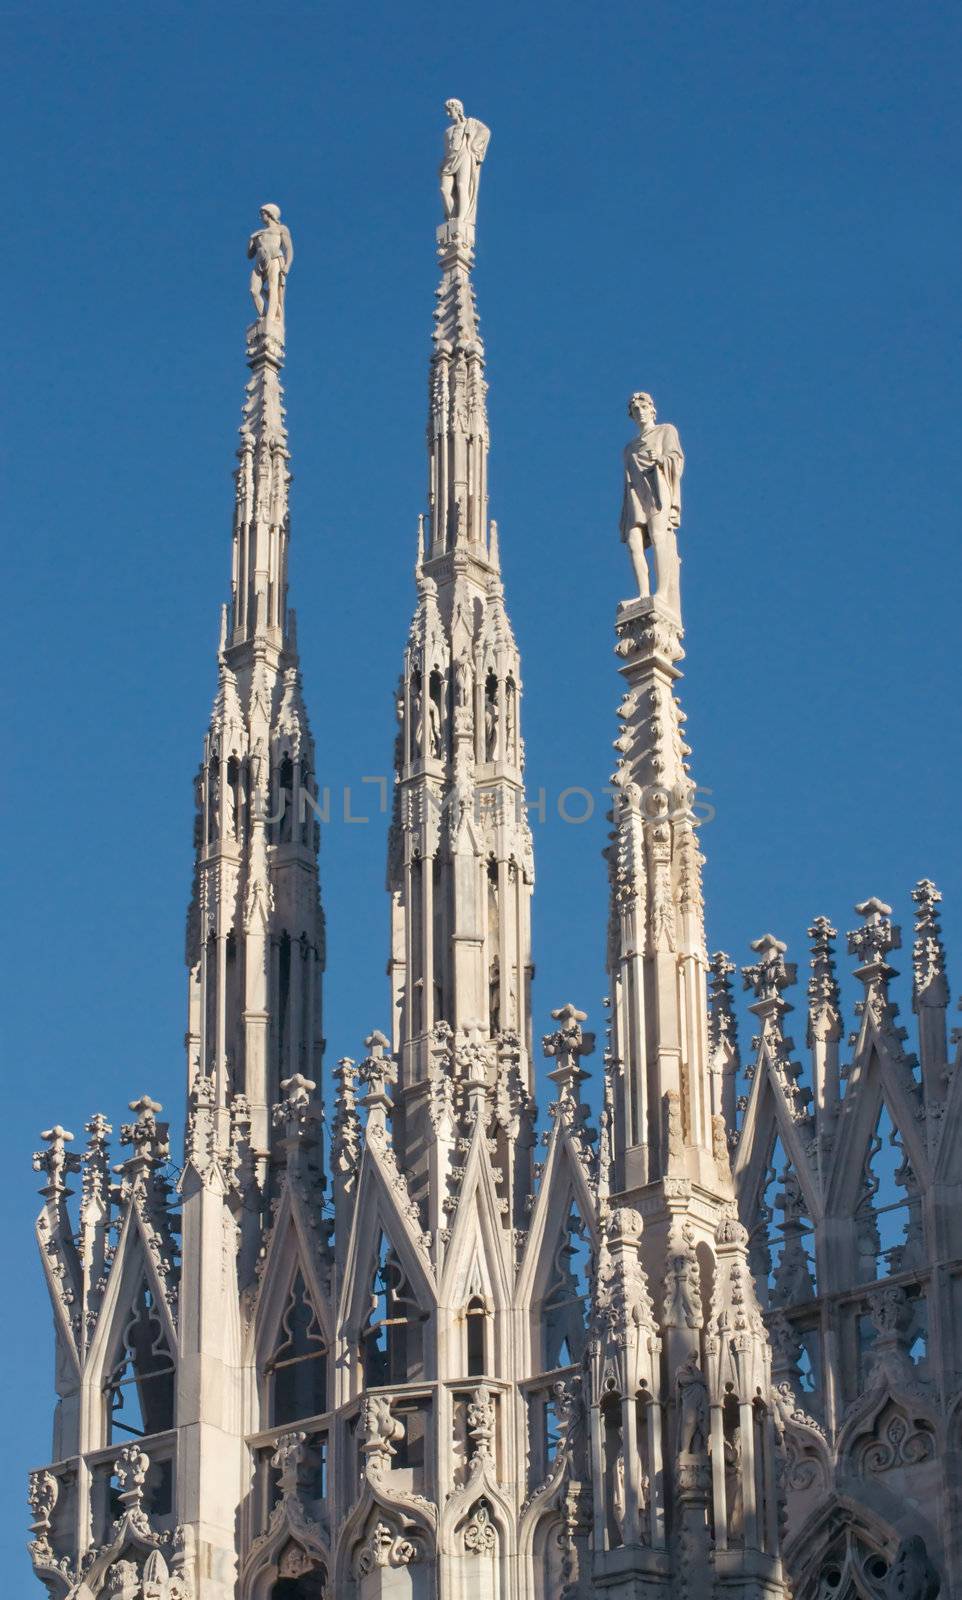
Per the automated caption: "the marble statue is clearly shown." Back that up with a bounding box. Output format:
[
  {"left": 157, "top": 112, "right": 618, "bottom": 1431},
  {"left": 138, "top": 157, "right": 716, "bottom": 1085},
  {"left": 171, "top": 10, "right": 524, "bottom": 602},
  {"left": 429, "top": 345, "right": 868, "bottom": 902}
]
[
  {"left": 886, "top": 1536, "right": 941, "bottom": 1600},
  {"left": 620, "top": 391, "right": 684, "bottom": 616},
  {"left": 247, "top": 204, "right": 293, "bottom": 327},
  {"left": 440, "top": 99, "right": 491, "bottom": 227},
  {"left": 676, "top": 1353, "right": 709, "bottom": 1456}
]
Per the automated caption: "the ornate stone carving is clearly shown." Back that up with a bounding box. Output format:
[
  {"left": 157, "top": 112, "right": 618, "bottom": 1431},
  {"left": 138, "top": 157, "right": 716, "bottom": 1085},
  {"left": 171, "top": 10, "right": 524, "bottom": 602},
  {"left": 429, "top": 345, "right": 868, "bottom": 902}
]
[
  {"left": 462, "top": 1501, "right": 496, "bottom": 1553},
  {"left": 362, "top": 1395, "right": 405, "bottom": 1476},
  {"left": 354, "top": 1519, "right": 424, "bottom": 1576}
]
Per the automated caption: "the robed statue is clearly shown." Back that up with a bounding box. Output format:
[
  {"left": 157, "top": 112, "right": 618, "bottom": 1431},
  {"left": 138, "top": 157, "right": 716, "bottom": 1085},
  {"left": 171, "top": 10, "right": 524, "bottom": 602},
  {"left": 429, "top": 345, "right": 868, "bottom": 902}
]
[
  {"left": 440, "top": 99, "right": 491, "bottom": 228},
  {"left": 248, "top": 204, "right": 294, "bottom": 329},
  {"left": 620, "top": 391, "right": 685, "bottom": 617},
  {"left": 885, "top": 1536, "right": 941, "bottom": 1600}
]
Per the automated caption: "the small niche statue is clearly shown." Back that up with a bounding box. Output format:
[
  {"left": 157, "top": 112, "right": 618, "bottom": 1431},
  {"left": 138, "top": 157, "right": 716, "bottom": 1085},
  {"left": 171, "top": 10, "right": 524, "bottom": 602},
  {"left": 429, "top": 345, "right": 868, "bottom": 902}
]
[
  {"left": 248, "top": 203, "right": 294, "bottom": 329},
  {"left": 440, "top": 99, "right": 491, "bottom": 228},
  {"left": 886, "top": 1536, "right": 941, "bottom": 1600},
  {"left": 620, "top": 391, "right": 685, "bottom": 617}
]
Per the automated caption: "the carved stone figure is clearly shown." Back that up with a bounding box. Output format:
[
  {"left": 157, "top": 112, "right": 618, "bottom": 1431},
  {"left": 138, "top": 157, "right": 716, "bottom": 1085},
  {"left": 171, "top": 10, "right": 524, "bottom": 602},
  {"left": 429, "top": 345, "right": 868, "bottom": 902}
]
[
  {"left": 676, "top": 1353, "right": 709, "bottom": 1456},
  {"left": 455, "top": 649, "right": 472, "bottom": 708},
  {"left": 103, "top": 1561, "right": 141, "bottom": 1600},
  {"left": 428, "top": 693, "right": 442, "bottom": 758},
  {"left": 620, "top": 391, "right": 684, "bottom": 615},
  {"left": 485, "top": 689, "right": 499, "bottom": 761},
  {"left": 439, "top": 99, "right": 491, "bottom": 227},
  {"left": 247, "top": 204, "right": 293, "bottom": 327},
  {"left": 362, "top": 1394, "right": 405, "bottom": 1475},
  {"left": 886, "top": 1535, "right": 941, "bottom": 1599},
  {"left": 724, "top": 1426, "right": 745, "bottom": 1542}
]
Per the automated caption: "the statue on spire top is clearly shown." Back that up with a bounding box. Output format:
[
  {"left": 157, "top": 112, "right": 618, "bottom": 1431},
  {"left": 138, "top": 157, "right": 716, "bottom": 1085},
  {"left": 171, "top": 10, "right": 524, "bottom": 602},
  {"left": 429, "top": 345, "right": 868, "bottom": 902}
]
[
  {"left": 439, "top": 99, "right": 491, "bottom": 229},
  {"left": 620, "top": 390, "right": 685, "bottom": 618},
  {"left": 247, "top": 203, "right": 293, "bottom": 329}
]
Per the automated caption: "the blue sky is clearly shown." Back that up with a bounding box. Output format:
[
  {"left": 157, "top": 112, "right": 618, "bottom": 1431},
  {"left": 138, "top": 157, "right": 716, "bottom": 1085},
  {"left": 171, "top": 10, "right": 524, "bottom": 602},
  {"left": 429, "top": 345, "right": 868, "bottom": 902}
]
[{"left": 3, "top": 0, "right": 960, "bottom": 1576}]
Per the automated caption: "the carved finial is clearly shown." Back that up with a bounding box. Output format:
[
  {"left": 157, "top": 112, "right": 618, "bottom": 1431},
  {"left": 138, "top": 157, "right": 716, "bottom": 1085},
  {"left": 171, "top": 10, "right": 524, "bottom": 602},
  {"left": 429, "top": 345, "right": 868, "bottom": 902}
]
[
  {"left": 113, "top": 1443, "right": 150, "bottom": 1514},
  {"left": 543, "top": 1003, "right": 595, "bottom": 1106},
  {"left": 358, "top": 1031, "right": 396, "bottom": 1139},
  {"left": 416, "top": 513, "right": 425, "bottom": 573},
  {"left": 807, "top": 918, "right": 840, "bottom": 1007},
  {"left": 708, "top": 951, "right": 740, "bottom": 1059},
  {"left": 807, "top": 917, "right": 842, "bottom": 1044},
  {"left": 743, "top": 934, "right": 797, "bottom": 1011},
  {"left": 33, "top": 1125, "right": 80, "bottom": 1201},
  {"left": 247, "top": 202, "right": 293, "bottom": 331},
  {"left": 118, "top": 1096, "right": 169, "bottom": 1186},
  {"left": 488, "top": 518, "right": 500, "bottom": 571},
  {"left": 466, "top": 1384, "right": 496, "bottom": 1463},
  {"left": 80, "top": 1113, "right": 112, "bottom": 1218},
  {"left": 141, "top": 1551, "right": 171, "bottom": 1599},
  {"left": 331, "top": 1057, "right": 362, "bottom": 1180},
  {"left": 912, "top": 879, "right": 949, "bottom": 1011},
  {"left": 848, "top": 897, "right": 900, "bottom": 976},
  {"left": 271, "top": 1074, "right": 319, "bottom": 1150}
]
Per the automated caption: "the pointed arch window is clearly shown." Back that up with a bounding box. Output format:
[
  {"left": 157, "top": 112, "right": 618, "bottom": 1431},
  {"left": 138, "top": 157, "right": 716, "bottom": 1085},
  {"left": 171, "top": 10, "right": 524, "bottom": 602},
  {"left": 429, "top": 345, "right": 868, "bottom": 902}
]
[
  {"left": 277, "top": 754, "right": 295, "bottom": 843},
  {"left": 749, "top": 1132, "right": 817, "bottom": 1307},
  {"left": 854, "top": 1100, "right": 924, "bottom": 1283},
  {"left": 104, "top": 1283, "right": 175, "bottom": 1442},
  {"left": 465, "top": 1295, "right": 489, "bottom": 1377},
  {"left": 207, "top": 755, "right": 221, "bottom": 843},
  {"left": 267, "top": 1271, "right": 328, "bottom": 1426},
  {"left": 361, "top": 1234, "right": 425, "bottom": 1385},
  {"left": 542, "top": 1203, "right": 590, "bottom": 1370}
]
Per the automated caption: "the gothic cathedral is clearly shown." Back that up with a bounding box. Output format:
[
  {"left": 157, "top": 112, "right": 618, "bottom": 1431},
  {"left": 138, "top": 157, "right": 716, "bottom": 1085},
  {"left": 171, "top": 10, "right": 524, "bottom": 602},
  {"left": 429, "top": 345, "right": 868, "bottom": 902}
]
[{"left": 27, "top": 105, "right": 957, "bottom": 1600}]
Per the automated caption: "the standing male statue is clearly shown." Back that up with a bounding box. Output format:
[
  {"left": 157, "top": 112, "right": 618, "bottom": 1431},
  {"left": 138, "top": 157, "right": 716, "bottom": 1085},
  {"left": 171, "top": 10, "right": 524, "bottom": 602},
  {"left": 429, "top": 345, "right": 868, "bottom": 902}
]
[
  {"left": 439, "top": 99, "right": 491, "bottom": 228},
  {"left": 620, "top": 391, "right": 685, "bottom": 617},
  {"left": 247, "top": 203, "right": 294, "bottom": 328}
]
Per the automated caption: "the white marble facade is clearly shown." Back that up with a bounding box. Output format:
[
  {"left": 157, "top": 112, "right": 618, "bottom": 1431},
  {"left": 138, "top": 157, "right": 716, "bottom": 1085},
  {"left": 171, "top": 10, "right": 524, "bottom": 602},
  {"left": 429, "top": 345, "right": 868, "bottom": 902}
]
[{"left": 28, "top": 107, "right": 954, "bottom": 1600}]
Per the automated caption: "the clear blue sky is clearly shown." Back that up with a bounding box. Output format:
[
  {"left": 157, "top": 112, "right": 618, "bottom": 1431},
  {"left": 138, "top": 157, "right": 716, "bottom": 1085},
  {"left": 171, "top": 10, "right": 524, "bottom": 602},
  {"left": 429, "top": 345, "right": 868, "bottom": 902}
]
[{"left": 3, "top": 0, "right": 960, "bottom": 1577}]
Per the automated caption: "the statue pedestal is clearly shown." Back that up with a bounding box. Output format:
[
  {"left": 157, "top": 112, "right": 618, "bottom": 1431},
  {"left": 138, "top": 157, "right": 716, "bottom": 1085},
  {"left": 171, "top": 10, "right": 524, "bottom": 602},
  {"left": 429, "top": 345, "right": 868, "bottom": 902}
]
[
  {"left": 436, "top": 218, "right": 476, "bottom": 266},
  {"left": 616, "top": 594, "right": 682, "bottom": 632}
]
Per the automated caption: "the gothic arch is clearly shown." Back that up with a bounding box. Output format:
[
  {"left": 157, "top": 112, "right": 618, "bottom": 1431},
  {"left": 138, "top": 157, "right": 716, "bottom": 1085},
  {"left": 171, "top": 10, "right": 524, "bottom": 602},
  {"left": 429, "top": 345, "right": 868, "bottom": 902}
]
[
  {"left": 333, "top": 1474, "right": 437, "bottom": 1589},
  {"left": 516, "top": 1121, "right": 598, "bottom": 1375},
  {"left": 788, "top": 1499, "right": 896, "bottom": 1600},
  {"left": 84, "top": 1207, "right": 179, "bottom": 1450},
  {"left": 241, "top": 1499, "right": 331, "bottom": 1600},
  {"left": 734, "top": 1065, "right": 821, "bottom": 1234},
  {"left": 251, "top": 1197, "right": 334, "bottom": 1373},
  {"left": 827, "top": 1044, "right": 929, "bottom": 1217},
  {"left": 439, "top": 1114, "right": 512, "bottom": 1325},
  {"left": 336, "top": 1149, "right": 437, "bottom": 1360}
]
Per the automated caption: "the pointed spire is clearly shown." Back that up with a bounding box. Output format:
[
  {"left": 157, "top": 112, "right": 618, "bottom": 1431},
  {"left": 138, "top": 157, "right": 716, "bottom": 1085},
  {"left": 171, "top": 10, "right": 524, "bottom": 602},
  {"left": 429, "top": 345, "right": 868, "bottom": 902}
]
[
  {"left": 708, "top": 951, "right": 740, "bottom": 1130},
  {"left": 912, "top": 879, "right": 949, "bottom": 1094},
  {"left": 806, "top": 916, "right": 842, "bottom": 1143},
  {"left": 846, "top": 898, "right": 920, "bottom": 1099},
  {"left": 230, "top": 204, "right": 295, "bottom": 648},
  {"left": 426, "top": 101, "right": 493, "bottom": 558}
]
